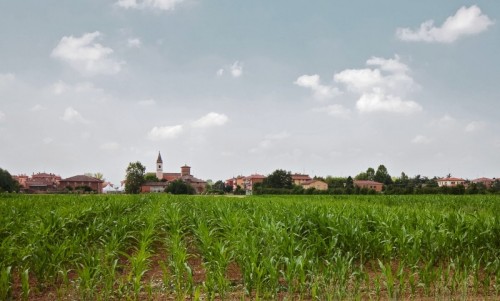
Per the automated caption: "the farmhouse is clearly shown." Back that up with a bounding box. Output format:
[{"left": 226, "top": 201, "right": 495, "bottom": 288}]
[
  {"left": 292, "top": 173, "right": 312, "bottom": 186},
  {"left": 437, "top": 177, "right": 465, "bottom": 187},
  {"left": 471, "top": 177, "right": 495, "bottom": 188},
  {"left": 302, "top": 179, "right": 328, "bottom": 191},
  {"left": 59, "top": 175, "right": 104, "bottom": 193},
  {"left": 354, "top": 180, "right": 383, "bottom": 192},
  {"left": 14, "top": 172, "right": 62, "bottom": 193}
]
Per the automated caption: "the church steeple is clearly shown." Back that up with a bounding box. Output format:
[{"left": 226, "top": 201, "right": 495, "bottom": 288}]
[{"left": 156, "top": 151, "right": 163, "bottom": 180}]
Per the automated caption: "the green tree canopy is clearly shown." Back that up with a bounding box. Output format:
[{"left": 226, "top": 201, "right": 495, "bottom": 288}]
[
  {"left": 263, "top": 169, "right": 293, "bottom": 189},
  {"left": 125, "top": 161, "right": 146, "bottom": 194},
  {"left": 165, "top": 179, "right": 195, "bottom": 194},
  {"left": 374, "top": 164, "right": 392, "bottom": 185},
  {"left": 0, "top": 168, "right": 19, "bottom": 193}
]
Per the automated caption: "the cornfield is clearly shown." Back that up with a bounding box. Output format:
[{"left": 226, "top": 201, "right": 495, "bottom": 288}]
[{"left": 1, "top": 194, "right": 500, "bottom": 300}]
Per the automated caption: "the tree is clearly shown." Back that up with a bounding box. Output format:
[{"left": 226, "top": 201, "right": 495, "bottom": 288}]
[
  {"left": 355, "top": 167, "right": 375, "bottom": 181},
  {"left": 263, "top": 169, "right": 293, "bottom": 189},
  {"left": 84, "top": 172, "right": 105, "bottom": 181},
  {"left": 144, "top": 173, "right": 159, "bottom": 182},
  {"left": 374, "top": 165, "right": 392, "bottom": 185},
  {"left": 212, "top": 180, "right": 225, "bottom": 192},
  {"left": 125, "top": 161, "right": 146, "bottom": 194},
  {"left": 165, "top": 179, "right": 195, "bottom": 194},
  {"left": 0, "top": 168, "right": 19, "bottom": 193}
]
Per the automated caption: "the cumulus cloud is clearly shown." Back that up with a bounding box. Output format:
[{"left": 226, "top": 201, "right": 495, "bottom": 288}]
[
  {"left": 148, "top": 125, "right": 183, "bottom": 140},
  {"left": 0, "top": 73, "right": 15, "bottom": 88},
  {"left": 313, "top": 104, "right": 351, "bottom": 119},
  {"left": 294, "top": 74, "right": 341, "bottom": 100},
  {"left": 412, "top": 135, "right": 432, "bottom": 144},
  {"left": 192, "top": 112, "right": 228, "bottom": 128},
  {"left": 249, "top": 131, "right": 290, "bottom": 154},
  {"left": 216, "top": 68, "right": 224, "bottom": 77},
  {"left": 51, "top": 32, "right": 123, "bottom": 76},
  {"left": 230, "top": 61, "right": 243, "bottom": 78},
  {"left": 61, "top": 107, "right": 89, "bottom": 124},
  {"left": 31, "top": 104, "right": 46, "bottom": 112},
  {"left": 396, "top": 5, "right": 494, "bottom": 43},
  {"left": 138, "top": 99, "right": 156, "bottom": 106},
  {"left": 116, "top": 0, "right": 185, "bottom": 11},
  {"left": 465, "top": 121, "right": 486, "bottom": 133},
  {"left": 356, "top": 88, "right": 421, "bottom": 114},
  {"left": 430, "top": 114, "right": 456, "bottom": 129},
  {"left": 337, "top": 55, "right": 420, "bottom": 114},
  {"left": 127, "top": 38, "right": 142, "bottom": 48}
]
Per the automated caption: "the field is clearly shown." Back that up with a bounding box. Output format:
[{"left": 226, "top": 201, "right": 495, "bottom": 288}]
[{"left": 1, "top": 194, "right": 500, "bottom": 300}]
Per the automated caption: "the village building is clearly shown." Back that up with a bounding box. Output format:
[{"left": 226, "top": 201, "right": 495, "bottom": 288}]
[
  {"left": 354, "top": 180, "right": 384, "bottom": 192},
  {"left": 471, "top": 177, "right": 496, "bottom": 189},
  {"left": 244, "top": 174, "right": 266, "bottom": 194},
  {"left": 292, "top": 173, "right": 312, "bottom": 186},
  {"left": 14, "top": 172, "right": 62, "bottom": 193},
  {"left": 437, "top": 177, "right": 465, "bottom": 187},
  {"left": 144, "top": 152, "right": 207, "bottom": 194},
  {"left": 302, "top": 179, "right": 328, "bottom": 191},
  {"left": 59, "top": 175, "right": 104, "bottom": 193}
]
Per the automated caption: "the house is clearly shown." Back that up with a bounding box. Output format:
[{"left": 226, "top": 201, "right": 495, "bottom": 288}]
[
  {"left": 141, "top": 182, "right": 168, "bottom": 193},
  {"left": 59, "top": 175, "right": 104, "bottom": 193},
  {"left": 244, "top": 174, "right": 266, "bottom": 193},
  {"left": 292, "top": 173, "right": 312, "bottom": 186},
  {"left": 471, "top": 177, "right": 495, "bottom": 189},
  {"left": 302, "top": 179, "right": 328, "bottom": 191},
  {"left": 146, "top": 152, "right": 207, "bottom": 194},
  {"left": 437, "top": 177, "right": 465, "bottom": 187},
  {"left": 15, "top": 172, "right": 61, "bottom": 193},
  {"left": 354, "top": 180, "right": 383, "bottom": 192}
]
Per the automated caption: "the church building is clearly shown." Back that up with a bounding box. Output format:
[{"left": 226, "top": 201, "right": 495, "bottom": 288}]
[{"left": 142, "top": 152, "right": 207, "bottom": 194}]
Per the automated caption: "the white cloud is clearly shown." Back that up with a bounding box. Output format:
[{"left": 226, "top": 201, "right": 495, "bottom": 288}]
[
  {"left": 31, "top": 104, "right": 46, "bottom": 112},
  {"left": 148, "top": 125, "right": 183, "bottom": 140},
  {"left": 192, "top": 112, "right": 228, "bottom": 128},
  {"left": 313, "top": 104, "right": 351, "bottom": 118},
  {"left": 430, "top": 114, "right": 456, "bottom": 129},
  {"left": 412, "top": 135, "right": 432, "bottom": 144},
  {"left": 127, "top": 38, "right": 142, "bottom": 48},
  {"left": 249, "top": 131, "right": 290, "bottom": 154},
  {"left": 216, "top": 68, "right": 224, "bottom": 77},
  {"left": 356, "top": 88, "right": 422, "bottom": 114},
  {"left": 43, "top": 137, "right": 54, "bottom": 144},
  {"left": 52, "top": 80, "right": 68, "bottom": 95},
  {"left": 334, "top": 69, "right": 383, "bottom": 92},
  {"left": 138, "top": 99, "right": 156, "bottom": 106},
  {"left": 61, "top": 107, "right": 89, "bottom": 124},
  {"left": 294, "top": 74, "right": 340, "bottom": 100},
  {"left": 230, "top": 61, "right": 243, "bottom": 78},
  {"left": 116, "top": 0, "right": 185, "bottom": 11},
  {"left": 396, "top": 5, "right": 494, "bottom": 43},
  {"left": 465, "top": 121, "right": 486, "bottom": 133},
  {"left": 0, "top": 110, "right": 5, "bottom": 122},
  {"left": 100, "top": 142, "right": 121, "bottom": 151},
  {"left": 366, "top": 55, "right": 409, "bottom": 73},
  {"left": 0, "top": 73, "right": 15, "bottom": 88},
  {"left": 51, "top": 32, "right": 123, "bottom": 76}
]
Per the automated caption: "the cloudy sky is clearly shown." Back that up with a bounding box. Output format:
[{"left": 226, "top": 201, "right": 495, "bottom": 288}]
[{"left": 1, "top": 1, "right": 499, "bottom": 184}]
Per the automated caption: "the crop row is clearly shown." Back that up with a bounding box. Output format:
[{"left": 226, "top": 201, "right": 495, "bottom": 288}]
[{"left": 1, "top": 194, "right": 500, "bottom": 300}]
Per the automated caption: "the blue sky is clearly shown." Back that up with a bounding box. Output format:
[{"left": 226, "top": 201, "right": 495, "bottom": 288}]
[{"left": 0, "top": 1, "right": 499, "bottom": 184}]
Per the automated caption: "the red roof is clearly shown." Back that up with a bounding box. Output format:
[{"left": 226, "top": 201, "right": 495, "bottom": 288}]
[
  {"left": 246, "top": 174, "right": 266, "bottom": 180},
  {"left": 354, "top": 180, "right": 383, "bottom": 185},
  {"left": 60, "top": 175, "right": 103, "bottom": 182},
  {"left": 438, "top": 177, "right": 465, "bottom": 182},
  {"left": 472, "top": 177, "right": 493, "bottom": 183},
  {"left": 292, "top": 174, "right": 311, "bottom": 180}
]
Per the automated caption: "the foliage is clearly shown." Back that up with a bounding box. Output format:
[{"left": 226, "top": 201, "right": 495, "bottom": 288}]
[
  {"left": 125, "top": 161, "right": 146, "bottom": 194},
  {"left": 144, "top": 173, "right": 159, "bottom": 182},
  {"left": 263, "top": 169, "right": 293, "bottom": 189},
  {"left": 165, "top": 179, "right": 195, "bottom": 195},
  {"left": 0, "top": 168, "right": 18, "bottom": 193}
]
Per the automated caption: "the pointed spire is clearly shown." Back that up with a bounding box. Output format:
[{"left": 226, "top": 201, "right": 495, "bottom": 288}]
[{"left": 157, "top": 151, "right": 163, "bottom": 163}]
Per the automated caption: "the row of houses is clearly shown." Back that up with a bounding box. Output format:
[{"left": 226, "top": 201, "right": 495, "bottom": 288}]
[
  {"left": 14, "top": 173, "right": 104, "bottom": 193},
  {"left": 437, "top": 177, "right": 498, "bottom": 188},
  {"left": 225, "top": 174, "right": 385, "bottom": 194}
]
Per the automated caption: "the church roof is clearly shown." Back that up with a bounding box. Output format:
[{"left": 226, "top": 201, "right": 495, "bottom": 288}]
[{"left": 157, "top": 152, "right": 163, "bottom": 163}]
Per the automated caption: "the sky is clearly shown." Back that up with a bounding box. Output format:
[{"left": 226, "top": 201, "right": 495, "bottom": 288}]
[{"left": 1, "top": 1, "right": 499, "bottom": 185}]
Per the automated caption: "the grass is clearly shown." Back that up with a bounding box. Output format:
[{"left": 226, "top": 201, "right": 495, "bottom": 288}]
[{"left": 0, "top": 193, "right": 500, "bottom": 300}]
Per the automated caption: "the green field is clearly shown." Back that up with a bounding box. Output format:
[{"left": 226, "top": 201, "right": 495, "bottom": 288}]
[{"left": 1, "top": 194, "right": 500, "bottom": 300}]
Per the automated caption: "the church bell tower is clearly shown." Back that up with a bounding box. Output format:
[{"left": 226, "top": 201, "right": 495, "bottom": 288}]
[{"left": 156, "top": 152, "right": 163, "bottom": 180}]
